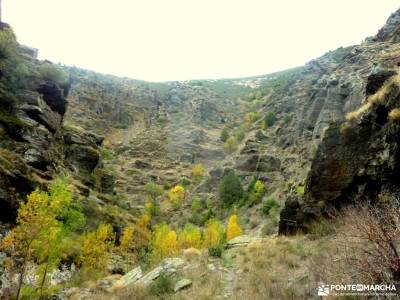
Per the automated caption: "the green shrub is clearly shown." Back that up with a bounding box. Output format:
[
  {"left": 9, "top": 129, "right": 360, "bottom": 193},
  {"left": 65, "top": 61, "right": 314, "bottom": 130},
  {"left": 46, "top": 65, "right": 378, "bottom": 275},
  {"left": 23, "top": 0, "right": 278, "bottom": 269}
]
[
  {"left": 191, "top": 197, "right": 208, "bottom": 213},
  {"left": 307, "top": 219, "right": 334, "bottom": 237},
  {"left": 224, "top": 136, "right": 238, "bottom": 153},
  {"left": 244, "top": 112, "right": 261, "bottom": 124},
  {"left": 179, "top": 176, "right": 192, "bottom": 187},
  {"left": 263, "top": 111, "right": 276, "bottom": 128},
  {"left": 243, "top": 177, "right": 266, "bottom": 207},
  {"left": 296, "top": 186, "right": 305, "bottom": 195},
  {"left": 39, "top": 63, "right": 69, "bottom": 85},
  {"left": 149, "top": 273, "right": 174, "bottom": 296},
  {"left": 144, "top": 182, "right": 164, "bottom": 201},
  {"left": 219, "top": 171, "right": 244, "bottom": 206},
  {"left": 0, "top": 28, "right": 17, "bottom": 59},
  {"left": 208, "top": 246, "right": 223, "bottom": 258},
  {"left": 220, "top": 128, "right": 229, "bottom": 142},
  {"left": 254, "top": 90, "right": 264, "bottom": 100},
  {"left": 283, "top": 115, "right": 292, "bottom": 124},
  {"left": 262, "top": 198, "right": 280, "bottom": 216},
  {"left": 100, "top": 147, "right": 113, "bottom": 161},
  {"left": 234, "top": 128, "right": 246, "bottom": 142}
]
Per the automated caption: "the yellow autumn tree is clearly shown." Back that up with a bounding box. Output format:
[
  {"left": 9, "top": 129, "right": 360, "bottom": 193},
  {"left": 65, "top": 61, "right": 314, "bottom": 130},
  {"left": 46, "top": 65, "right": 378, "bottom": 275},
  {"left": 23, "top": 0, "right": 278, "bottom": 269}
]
[
  {"left": 226, "top": 214, "right": 243, "bottom": 241},
  {"left": 168, "top": 185, "right": 185, "bottom": 210},
  {"left": 119, "top": 225, "right": 136, "bottom": 267},
  {"left": 151, "top": 224, "right": 179, "bottom": 260},
  {"left": 133, "top": 213, "right": 152, "bottom": 252},
  {"left": 191, "top": 163, "right": 206, "bottom": 183},
  {"left": 78, "top": 223, "right": 115, "bottom": 278},
  {"left": 255, "top": 180, "right": 266, "bottom": 195},
  {"left": 224, "top": 136, "right": 238, "bottom": 153},
  {"left": 178, "top": 223, "right": 202, "bottom": 249},
  {"left": 0, "top": 179, "right": 85, "bottom": 300},
  {"left": 0, "top": 190, "right": 55, "bottom": 300},
  {"left": 203, "top": 218, "right": 225, "bottom": 248}
]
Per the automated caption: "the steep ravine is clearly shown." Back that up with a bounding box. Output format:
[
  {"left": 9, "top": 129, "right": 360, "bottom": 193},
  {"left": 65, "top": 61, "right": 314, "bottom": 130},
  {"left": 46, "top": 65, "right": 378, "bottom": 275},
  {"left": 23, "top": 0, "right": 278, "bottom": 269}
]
[{"left": 2, "top": 7, "right": 400, "bottom": 299}]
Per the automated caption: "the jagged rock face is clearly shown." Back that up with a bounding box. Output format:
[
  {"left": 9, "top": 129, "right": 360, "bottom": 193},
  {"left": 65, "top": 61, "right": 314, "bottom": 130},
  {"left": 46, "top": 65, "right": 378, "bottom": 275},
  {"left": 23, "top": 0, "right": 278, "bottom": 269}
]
[
  {"left": 0, "top": 79, "right": 69, "bottom": 220},
  {"left": 373, "top": 9, "right": 400, "bottom": 42},
  {"left": 279, "top": 74, "right": 400, "bottom": 234},
  {"left": 0, "top": 59, "right": 103, "bottom": 222}
]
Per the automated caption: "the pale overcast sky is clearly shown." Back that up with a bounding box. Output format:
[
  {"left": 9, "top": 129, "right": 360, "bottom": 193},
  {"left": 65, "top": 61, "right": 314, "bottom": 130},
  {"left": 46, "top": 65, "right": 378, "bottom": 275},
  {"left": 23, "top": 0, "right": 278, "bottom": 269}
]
[{"left": 3, "top": 0, "right": 400, "bottom": 81}]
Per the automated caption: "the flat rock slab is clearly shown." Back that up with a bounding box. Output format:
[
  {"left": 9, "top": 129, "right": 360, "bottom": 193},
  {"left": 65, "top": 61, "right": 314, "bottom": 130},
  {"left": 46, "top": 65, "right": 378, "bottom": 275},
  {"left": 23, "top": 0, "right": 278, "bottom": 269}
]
[
  {"left": 225, "top": 235, "right": 264, "bottom": 249},
  {"left": 174, "top": 278, "right": 192, "bottom": 292},
  {"left": 136, "top": 257, "right": 186, "bottom": 286},
  {"left": 112, "top": 266, "right": 142, "bottom": 288}
]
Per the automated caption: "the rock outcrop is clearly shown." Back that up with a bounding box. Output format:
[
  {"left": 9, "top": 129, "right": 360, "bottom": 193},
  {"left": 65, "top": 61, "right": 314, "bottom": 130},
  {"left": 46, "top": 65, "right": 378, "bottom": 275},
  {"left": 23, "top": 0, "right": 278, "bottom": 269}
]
[
  {"left": 372, "top": 9, "right": 400, "bottom": 42},
  {"left": 0, "top": 41, "right": 105, "bottom": 222},
  {"left": 279, "top": 73, "right": 400, "bottom": 233}
]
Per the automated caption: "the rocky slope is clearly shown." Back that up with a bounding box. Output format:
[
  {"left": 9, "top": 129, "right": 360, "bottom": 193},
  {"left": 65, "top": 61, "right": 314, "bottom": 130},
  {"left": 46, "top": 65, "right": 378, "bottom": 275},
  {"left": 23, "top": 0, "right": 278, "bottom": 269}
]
[
  {"left": 2, "top": 7, "right": 400, "bottom": 299},
  {"left": 0, "top": 26, "right": 116, "bottom": 227},
  {"left": 278, "top": 9, "right": 400, "bottom": 233}
]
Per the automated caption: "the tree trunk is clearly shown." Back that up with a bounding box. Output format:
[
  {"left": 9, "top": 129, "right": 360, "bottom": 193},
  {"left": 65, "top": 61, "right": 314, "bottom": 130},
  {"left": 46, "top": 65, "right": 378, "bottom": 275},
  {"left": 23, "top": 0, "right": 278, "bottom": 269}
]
[
  {"left": 39, "top": 257, "right": 50, "bottom": 300},
  {"left": 16, "top": 256, "right": 27, "bottom": 300}
]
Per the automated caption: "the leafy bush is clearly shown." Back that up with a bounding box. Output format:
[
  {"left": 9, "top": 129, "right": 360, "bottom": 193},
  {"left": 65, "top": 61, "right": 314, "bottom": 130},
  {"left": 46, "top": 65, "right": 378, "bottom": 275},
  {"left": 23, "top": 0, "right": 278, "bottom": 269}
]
[
  {"left": 78, "top": 223, "right": 115, "bottom": 277},
  {"left": 296, "top": 186, "right": 305, "bottom": 195},
  {"left": 0, "top": 28, "right": 17, "bottom": 60},
  {"left": 208, "top": 246, "right": 223, "bottom": 258},
  {"left": 191, "top": 198, "right": 203, "bottom": 212},
  {"left": 224, "top": 136, "right": 238, "bottom": 153},
  {"left": 226, "top": 214, "right": 242, "bottom": 241},
  {"left": 244, "top": 112, "right": 261, "bottom": 124},
  {"left": 263, "top": 111, "right": 276, "bottom": 128},
  {"left": 220, "top": 128, "right": 229, "bottom": 142},
  {"left": 144, "top": 182, "right": 164, "bottom": 201},
  {"left": 167, "top": 185, "right": 185, "bottom": 210},
  {"left": 203, "top": 218, "right": 225, "bottom": 248},
  {"left": 150, "top": 224, "right": 178, "bottom": 260},
  {"left": 283, "top": 114, "right": 292, "bottom": 124},
  {"left": 100, "top": 147, "right": 113, "bottom": 161},
  {"left": 219, "top": 171, "right": 244, "bottom": 206},
  {"left": 244, "top": 178, "right": 266, "bottom": 207},
  {"left": 39, "top": 63, "right": 69, "bottom": 86},
  {"left": 234, "top": 128, "right": 246, "bottom": 142},
  {"left": 149, "top": 273, "right": 174, "bottom": 296},
  {"left": 191, "top": 163, "right": 206, "bottom": 183},
  {"left": 262, "top": 198, "right": 280, "bottom": 216},
  {"left": 178, "top": 223, "right": 202, "bottom": 249}
]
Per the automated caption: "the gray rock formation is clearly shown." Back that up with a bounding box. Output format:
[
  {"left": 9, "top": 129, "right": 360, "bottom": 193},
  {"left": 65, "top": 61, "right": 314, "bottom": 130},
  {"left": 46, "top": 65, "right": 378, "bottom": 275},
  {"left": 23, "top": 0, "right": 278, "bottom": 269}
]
[{"left": 280, "top": 71, "right": 400, "bottom": 233}]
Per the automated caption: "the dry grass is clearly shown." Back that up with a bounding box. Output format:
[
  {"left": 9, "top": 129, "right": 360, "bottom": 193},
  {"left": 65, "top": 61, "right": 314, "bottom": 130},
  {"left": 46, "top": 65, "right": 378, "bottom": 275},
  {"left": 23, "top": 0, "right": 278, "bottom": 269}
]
[
  {"left": 172, "top": 254, "right": 222, "bottom": 300},
  {"left": 345, "top": 102, "right": 371, "bottom": 121},
  {"left": 228, "top": 236, "right": 324, "bottom": 300},
  {"left": 389, "top": 108, "right": 400, "bottom": 122},
  {"left": 346, "top": 73, "right": 400, "bottom": 122},
  {"left": 86, "top": 202, "right": 400, "bottom": 299},
  {"left": 95, "top": 284, "right": 154, "bottom": 300}
]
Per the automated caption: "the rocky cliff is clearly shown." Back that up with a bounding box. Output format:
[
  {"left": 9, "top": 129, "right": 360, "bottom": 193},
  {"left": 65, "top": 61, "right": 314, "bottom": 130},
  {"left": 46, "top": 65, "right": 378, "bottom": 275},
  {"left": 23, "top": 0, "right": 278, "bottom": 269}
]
[
  {"left": 0, "top": 27, "right": 106, "bottom": 224},
  {"left": 279, "top": 9, "right": 400, "bottom": 233}
]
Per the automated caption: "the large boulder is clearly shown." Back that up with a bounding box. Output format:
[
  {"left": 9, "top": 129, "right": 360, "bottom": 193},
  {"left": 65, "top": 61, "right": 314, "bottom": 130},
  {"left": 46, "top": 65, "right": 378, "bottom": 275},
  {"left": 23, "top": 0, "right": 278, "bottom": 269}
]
[{"left": 65, "top": 144, "right": 100, "bottom": 174}]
